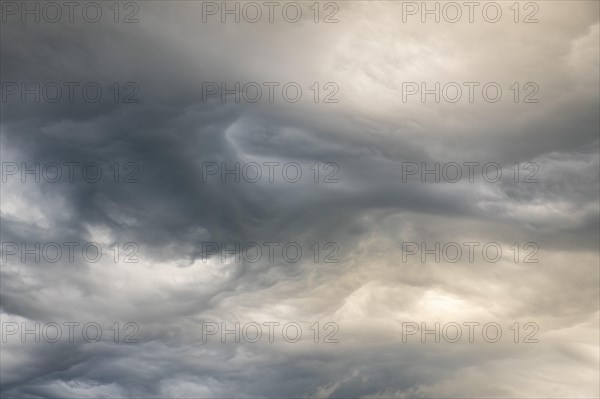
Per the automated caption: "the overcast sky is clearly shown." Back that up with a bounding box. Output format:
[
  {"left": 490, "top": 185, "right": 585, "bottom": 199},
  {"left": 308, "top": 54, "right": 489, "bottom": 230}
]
[{"left": 1, "top": 1, "right": 599, "bottom": 398}]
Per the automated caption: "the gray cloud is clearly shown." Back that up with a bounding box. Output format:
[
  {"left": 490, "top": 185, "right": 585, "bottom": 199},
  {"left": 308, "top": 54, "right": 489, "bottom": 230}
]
[{"left": 1, "top": 1, "right": 598, "bottom": 398}]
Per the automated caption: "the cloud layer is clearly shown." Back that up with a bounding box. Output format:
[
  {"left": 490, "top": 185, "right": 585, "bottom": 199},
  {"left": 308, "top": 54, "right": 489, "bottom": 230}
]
[{"left": 1, "top": 1, "right": 599, "bottom": 398}]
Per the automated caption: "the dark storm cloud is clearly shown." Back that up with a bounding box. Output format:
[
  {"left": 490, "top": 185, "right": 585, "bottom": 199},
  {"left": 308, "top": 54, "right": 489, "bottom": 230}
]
[{"left": 1, "top": 1, "right": 598, "bottom": 398}]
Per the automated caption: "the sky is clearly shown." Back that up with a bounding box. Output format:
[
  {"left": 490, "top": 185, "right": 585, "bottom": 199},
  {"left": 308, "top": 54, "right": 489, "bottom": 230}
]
[{"left": 0, "top": 1, "right": 599, "bottom": 398}]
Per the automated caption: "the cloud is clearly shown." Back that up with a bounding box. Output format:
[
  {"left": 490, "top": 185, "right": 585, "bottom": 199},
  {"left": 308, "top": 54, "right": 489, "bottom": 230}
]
[{"left": 1, "top": 1, "right": 598, "bottom": 398}]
